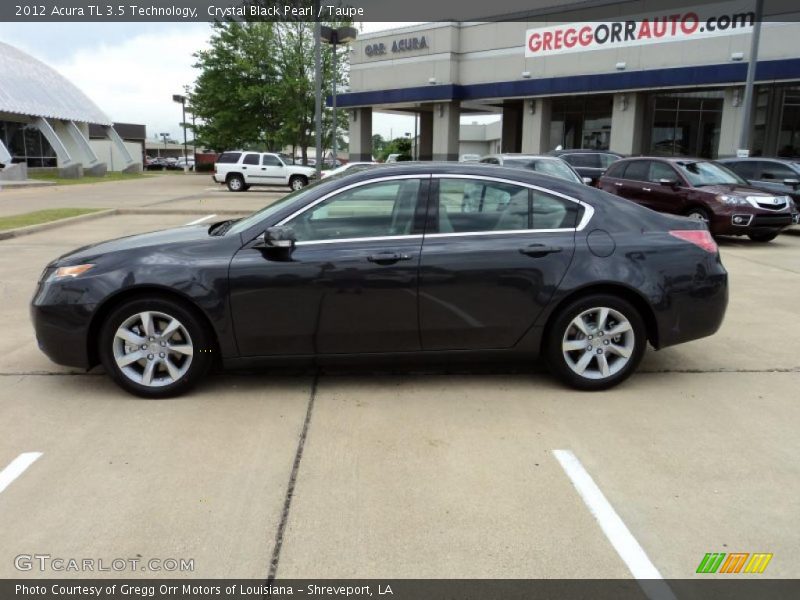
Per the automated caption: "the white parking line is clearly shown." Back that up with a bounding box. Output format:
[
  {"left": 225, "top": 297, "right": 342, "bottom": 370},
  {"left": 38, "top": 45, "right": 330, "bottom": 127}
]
[
  {"left": 0, "top": 452, "right": 42, "bottom": 494},
  {"left": 554, "top": 449, "right": 676, "bottom": 600},
  {"left": 184, "top": 214, "right": 217, "bottom": 226}
]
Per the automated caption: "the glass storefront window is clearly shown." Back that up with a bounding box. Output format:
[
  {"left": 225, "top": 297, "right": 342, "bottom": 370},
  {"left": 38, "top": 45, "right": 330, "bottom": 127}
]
[
  {"left": 648, "top": 91, "right": 723, "bottom": 158},
  {"left": 777, "top": 87, "right": 800, "bottom": 158},
  {"left": 550, "top": 96, "right": 613, "bottom": 150},
  {"left": 0, "top": 120, "right": 58, "bottom": 167}
]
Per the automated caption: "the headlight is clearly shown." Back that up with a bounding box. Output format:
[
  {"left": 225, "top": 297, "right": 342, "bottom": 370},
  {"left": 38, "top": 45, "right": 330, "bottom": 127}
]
[
  {"left": 717, "top": 194, "right": 749, "bottom": 206},
  {"left": 50, "top": 264, "right": 94, "bottom": 280}
]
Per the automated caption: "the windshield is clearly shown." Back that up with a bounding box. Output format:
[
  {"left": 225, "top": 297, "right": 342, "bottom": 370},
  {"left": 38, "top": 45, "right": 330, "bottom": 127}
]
[
  {"left": 504, "top": 158, "right": 581, "bottom": 183},
  {"left": 676, "top": 161, "right": 747, "bottom": 187}
]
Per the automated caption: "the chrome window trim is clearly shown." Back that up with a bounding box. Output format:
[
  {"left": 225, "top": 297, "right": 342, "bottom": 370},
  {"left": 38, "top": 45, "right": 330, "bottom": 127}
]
[
  {"left": 295, "top": 234, "right": 423, "bottom": 247},
  {"left": 277, "top": 172, "right": 594, "bottom": 245},
  {"left": 431, "top": 173, "right": 595, "bottom": 231}
]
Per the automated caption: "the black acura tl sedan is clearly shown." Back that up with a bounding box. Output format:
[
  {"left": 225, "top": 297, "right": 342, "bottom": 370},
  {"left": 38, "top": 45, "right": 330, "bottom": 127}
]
[{"left": 32, "top": 163, "right": 728, "bottom": 397}]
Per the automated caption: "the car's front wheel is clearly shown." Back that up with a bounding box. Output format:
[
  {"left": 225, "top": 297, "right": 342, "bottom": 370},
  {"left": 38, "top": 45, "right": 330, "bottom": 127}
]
[
  {"left": 748, "top": 230, "right": 779, "bottom": 242},
  {"left": 227, "top": 174, "right": 245, "bottom": 192},
  {"left": 289, "top": 175, "right": 308, "bottom": 191},
  {"left": 545, "top": 294, "right": 646, "bottom": 390},
  {"left": 99, "top": 297, "right": 214, "bottom": 398}
]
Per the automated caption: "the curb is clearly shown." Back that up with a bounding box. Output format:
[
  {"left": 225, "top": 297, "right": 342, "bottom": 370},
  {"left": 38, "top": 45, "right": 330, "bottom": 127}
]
[
  {"left": 117, "top": 208, "right": 249, "bottom": 216},
  {"left": 0, "top": 208, "right": 118, "bottom": 241}
]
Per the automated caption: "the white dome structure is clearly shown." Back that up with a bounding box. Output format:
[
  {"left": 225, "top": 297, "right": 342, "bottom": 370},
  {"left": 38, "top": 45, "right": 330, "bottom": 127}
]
[
  {"left": 0, "top": 41, "right": 112, "bottom": 126},
  {"left": 0, "top": 41, "right": 139, "bottom": 179}
]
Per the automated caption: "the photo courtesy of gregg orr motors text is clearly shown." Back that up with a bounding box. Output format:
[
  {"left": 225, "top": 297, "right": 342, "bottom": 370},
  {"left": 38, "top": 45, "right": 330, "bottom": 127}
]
[{"left": 526, "top": 1, "right": 755, "bottom": 57}]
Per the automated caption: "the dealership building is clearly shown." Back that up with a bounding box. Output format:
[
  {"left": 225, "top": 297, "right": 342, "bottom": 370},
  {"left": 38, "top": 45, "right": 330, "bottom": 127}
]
[
  {"left": 342, "top": 2, "right": 800, "bottom": 162},
  {"left": 0, "top": 41, "right": 141, "bottom": 181}
]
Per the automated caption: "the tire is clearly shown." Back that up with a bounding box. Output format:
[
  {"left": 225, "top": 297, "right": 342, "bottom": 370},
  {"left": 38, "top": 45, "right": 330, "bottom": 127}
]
[
  {"left": 544, "top": 294, "right": 647, "bottom": 391},
  {"left": 747, "top": 230, "right": 779, "bottom": 242},
  {"left": 227, "top": 174, "right": 245, "bottom": 192},
  {"left": 98, "top": 297, "right": 214, "bottom": 398},
  {"left": 685, "top": 207, "right": 710, "bottom": 223},
  {"left": 289, "top": 175, "right": 308, "bottom": 191}
]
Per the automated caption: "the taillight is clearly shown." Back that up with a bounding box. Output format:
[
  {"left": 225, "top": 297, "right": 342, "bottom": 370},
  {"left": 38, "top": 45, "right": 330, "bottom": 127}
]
[{"left": 669, "top": 230, "right": 718, "bottom": 253}]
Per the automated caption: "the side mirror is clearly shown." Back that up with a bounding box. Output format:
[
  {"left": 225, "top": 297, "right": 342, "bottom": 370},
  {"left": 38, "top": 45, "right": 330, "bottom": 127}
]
[
  {"left": 254, "top": 226, "right": 296, "bottom": 256},
  {"left": 582, "top": 177, "right": 593, "bottom": 185},
  {"left": 658, "top": 178, "right": 678, "bottom": 188},
  {"left": 783, "top": 178, "right": 800, "bottom": 189}
]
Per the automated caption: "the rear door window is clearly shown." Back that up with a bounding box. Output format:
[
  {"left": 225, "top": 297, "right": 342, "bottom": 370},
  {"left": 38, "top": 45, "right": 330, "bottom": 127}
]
[
  {"left": 621, "top": 160, "right": 650, "bottom": 182},
  {"left": 217, "top": 152, "right": 241, "bottom": 164},
  {"left": 242, "top": 153, "right": 260, "bottom": 166}
]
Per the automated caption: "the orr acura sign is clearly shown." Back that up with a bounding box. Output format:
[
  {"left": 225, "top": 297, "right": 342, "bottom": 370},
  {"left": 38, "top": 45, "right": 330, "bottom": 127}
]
[
  {"left": 525, "top": 2, "right": 754, "bottom": 57},
  {"left": 365, "top": 36, "right": 428, "bottom": 57}
]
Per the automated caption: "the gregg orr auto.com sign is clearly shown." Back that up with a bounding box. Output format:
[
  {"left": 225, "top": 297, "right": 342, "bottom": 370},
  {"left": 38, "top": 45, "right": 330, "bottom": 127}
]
[{"left": 525, "top": 2, "right": 754, "bottom": 57}]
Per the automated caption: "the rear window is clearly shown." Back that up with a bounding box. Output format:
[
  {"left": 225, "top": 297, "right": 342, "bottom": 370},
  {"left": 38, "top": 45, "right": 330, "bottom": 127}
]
[
  {"left": 563, "top": 153, "right": 600, "bottom": 168},
  {"left": 217, "top": 152, "right": 241, "bottom": 164}
]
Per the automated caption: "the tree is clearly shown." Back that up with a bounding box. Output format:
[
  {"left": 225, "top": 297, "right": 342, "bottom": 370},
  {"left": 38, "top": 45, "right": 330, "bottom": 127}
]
[
  {"left": 371, "top": 134, "right": 387, "bottom": 157},
  {"left": 379, "top": 137, "right": 413, "bottom": 162},
  {"left": 189, "top": 22, "right": 280, "bottom": 152},
  {"left": 189, "top": 16, "right": 352, "bottom": 161}
]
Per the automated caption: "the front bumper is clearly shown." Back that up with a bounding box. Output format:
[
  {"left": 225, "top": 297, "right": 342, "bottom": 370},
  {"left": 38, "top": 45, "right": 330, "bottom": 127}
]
[
  {"left": 710, "top": 206, "right": 793, "bottom": 236},
  {"left": 31, "top": 278, "right": 95, "bottom": 369}
]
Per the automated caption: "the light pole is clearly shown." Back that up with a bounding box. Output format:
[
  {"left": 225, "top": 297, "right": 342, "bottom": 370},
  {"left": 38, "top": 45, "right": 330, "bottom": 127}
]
[
  {"left": 172, "top": 94, "right": 188, "bottom": 171},
  {"left": 159, "top": 132, "right": 169, "bottom": 159},
  {"left": 737, "top": 0, "right": 764, "bottom": 156},
  {"left": 320, "top": 26, "right": 357, "bottom": 168}
]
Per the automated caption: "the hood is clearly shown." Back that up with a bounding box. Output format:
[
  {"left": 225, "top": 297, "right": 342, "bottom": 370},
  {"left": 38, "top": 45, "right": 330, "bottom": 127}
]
[
  {"left": 697, "top": 184, "right": 782, "bottom": 197},
  {"left": 54, "top": 224, "right": 213, "bottom": 265}
]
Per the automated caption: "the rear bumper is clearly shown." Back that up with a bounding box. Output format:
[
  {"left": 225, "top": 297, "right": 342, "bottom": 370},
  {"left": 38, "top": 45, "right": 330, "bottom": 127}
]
[{"left": 654, "top": 261, "right": 728, "bottom": 349}]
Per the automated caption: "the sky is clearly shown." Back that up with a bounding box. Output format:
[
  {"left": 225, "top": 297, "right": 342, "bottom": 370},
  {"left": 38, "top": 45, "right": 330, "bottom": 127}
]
[{"left": 0, "top": 21, "right": 493, "bottom": 145}]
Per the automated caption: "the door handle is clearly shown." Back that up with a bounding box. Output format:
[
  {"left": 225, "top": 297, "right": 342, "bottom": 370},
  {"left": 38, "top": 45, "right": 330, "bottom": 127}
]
[
  {"left": 242, "top": 166, "right": 247, "bottom": 170},
  {"left": 642, "top": 187, "right": 652, "bottom": 192},
  {"left": 367, "top": 252, "right": 412, "bottom": 264},
  {"left": 614, "top": 182, "right": 623, "bottom": 187},
  {"left": 519, "top": 244, "right": 562, "bottom": 257}
]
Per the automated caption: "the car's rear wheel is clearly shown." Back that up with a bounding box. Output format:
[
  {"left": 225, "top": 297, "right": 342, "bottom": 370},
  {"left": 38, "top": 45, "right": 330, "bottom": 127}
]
[
  {"left": 99, "top": 297, "right": 213, "bottom": 398},
  {"left": 545, "top": 294, "right": 646, "bottom": 390},
  {"left": 227, "top": 174, "right": 245, "bottom": 192},
  {"left": 747, "top": 230, "right": 779, "bottom": 242},
  {"left": 289, "top": 175, "right": 308, "bottom": 191}
]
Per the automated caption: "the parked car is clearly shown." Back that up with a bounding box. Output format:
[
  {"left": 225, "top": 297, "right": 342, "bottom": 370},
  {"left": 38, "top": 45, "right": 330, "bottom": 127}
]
[
  {"left": 173, "top": 157, "right": 195, "bottom": 170},
  {"left": 597, "top": 157, "right": 795, "bottom": 242},
  {"left": 717, "top": 158, "right": 800, "bottom": 213},
  {"left": 144, "top": 157, "right": 167, "bottom": 171},
  {"left": 320, "top": 162, "right": 378, "bottom": 179},
  {"left": 548, "top": 149, "right": 625, "bottom": 185},
  {"left": 32, "top": 163, "right": 728, "bottom": 397},
  {"left": 213, "top": 151, "right": 317, "bottom": 191},
  {"left": 479, "top": 154, "right": 590, "bottom": 185}
]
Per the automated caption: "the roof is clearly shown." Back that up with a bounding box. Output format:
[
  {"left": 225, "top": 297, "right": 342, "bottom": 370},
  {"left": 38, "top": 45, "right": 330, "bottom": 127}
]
[{"left": 0, "top": 41, "right": 112, "bottom": 125}]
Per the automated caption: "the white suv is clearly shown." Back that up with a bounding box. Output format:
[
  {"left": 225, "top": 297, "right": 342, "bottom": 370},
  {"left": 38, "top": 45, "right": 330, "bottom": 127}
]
[{"left": 213, "top": 151, "right": 316, "bottom": 192}]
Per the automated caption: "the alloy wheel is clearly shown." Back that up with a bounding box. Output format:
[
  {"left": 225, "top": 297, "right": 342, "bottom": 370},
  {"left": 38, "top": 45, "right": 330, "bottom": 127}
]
[
  {"left": 561, "top": 306, "right": 635, "bottom": 380},
  {"left": 112, "top": 311, "right": 194, "bottom": 387}
]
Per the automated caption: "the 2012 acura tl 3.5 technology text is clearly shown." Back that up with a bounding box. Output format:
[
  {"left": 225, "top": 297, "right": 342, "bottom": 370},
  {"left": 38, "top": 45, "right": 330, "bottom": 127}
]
[{"left": 31, "top": 164, "right": 729, "bottom": 397}]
